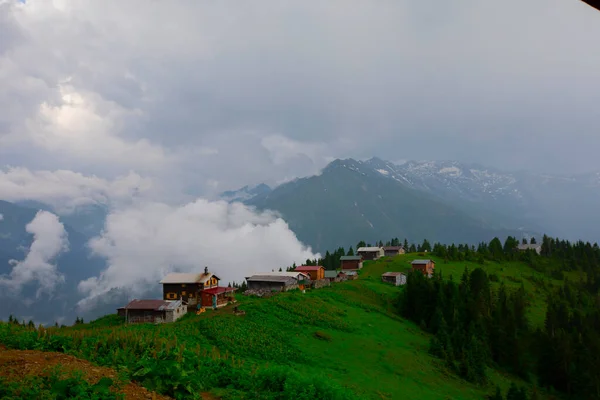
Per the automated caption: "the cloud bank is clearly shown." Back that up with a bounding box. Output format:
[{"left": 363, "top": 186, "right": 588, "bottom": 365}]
[
  {"left": 0, "top": 167, "right": 153, "bottom": 213},
  {"left": 0, "top": 210, "right": 69, "bottom": 297},
  {"left": 76, "top": 199, "right": 318, "bottom": 310}
]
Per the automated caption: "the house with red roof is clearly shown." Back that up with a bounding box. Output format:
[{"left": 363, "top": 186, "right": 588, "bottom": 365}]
[
  {"left": 294, "top": 265, "right": 325, "bottom": 281},
  {"left": 200, "top": 286, "right": 237, "bottom": 309}
]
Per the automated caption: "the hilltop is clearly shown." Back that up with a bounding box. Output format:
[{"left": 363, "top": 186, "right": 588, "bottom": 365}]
[{"left": 0, "top": 250, "right": 573, "bottom": 400}]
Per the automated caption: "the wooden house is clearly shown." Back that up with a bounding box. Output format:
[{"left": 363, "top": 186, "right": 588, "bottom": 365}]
[
  {"left": 245, "top": 272, "right": 309, "bottom": 292},
  {"left": 340, "top": 255, "right": 363, "bottom": 270},
  {"left": 383, "top": 246, "right": 405, "bottom": 257},
  {"left": 411, "top": 259, "right": 435, "bottom": 277},
  {"left": 324, "top": 270, "right": 347, "bottom": 283},
  {"left": 517, "top": 243, "right": 542, "bottom": 255},
  {"left": 340, "top": 270, "right": 358, "bottom": 280},
  {"left": 357, "top": 247, "right": 384, "bottom": 261},
  {"left": 160, "top": 267, "right": 220, "bottom": 305},
  {"left": 294, "top": 265, "right": 325, "bottom": 281},
  {"left": 117, "top": 299, "right": 186, "bottom": 324},
  {"left": 200, "top": 286, "right": 237, "bottom": 309},
  {"left": 381, "top": 272, "right": 406, "bottom": 286}
]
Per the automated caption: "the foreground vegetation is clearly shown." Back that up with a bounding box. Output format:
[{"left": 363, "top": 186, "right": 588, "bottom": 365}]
[{"left": 2, "top": 235, "right": 599, "bottom": 399}]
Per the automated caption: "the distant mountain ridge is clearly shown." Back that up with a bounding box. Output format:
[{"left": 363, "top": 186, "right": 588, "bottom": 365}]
[{"left": 221, "top": 157, "right": 600, "bottom": 252}]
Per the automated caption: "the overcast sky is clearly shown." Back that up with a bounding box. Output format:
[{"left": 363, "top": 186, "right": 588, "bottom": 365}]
[{"left": 1, "top": 0, "right": 599, "bottom": 198}]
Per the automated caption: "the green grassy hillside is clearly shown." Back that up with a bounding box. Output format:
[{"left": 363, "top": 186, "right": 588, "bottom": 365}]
[{"left": 0, "top": 254, "right": 561, "bottom": 399}]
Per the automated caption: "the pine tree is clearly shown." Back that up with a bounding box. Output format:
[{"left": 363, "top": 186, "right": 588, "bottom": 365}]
[{"left": 490, "top": 386, "right": 504, "bottom": 400}]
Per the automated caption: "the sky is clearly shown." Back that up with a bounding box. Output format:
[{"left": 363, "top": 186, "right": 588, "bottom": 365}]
[{"left": 0, "top": 0, "right": 599, "bottom": 311}]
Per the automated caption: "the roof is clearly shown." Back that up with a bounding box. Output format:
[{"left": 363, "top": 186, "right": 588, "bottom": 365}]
[
  {"left": 324, "top": 270, "right": 339, "bottom": 278},
  {"left": 382, "top": 272, "right": 405, "bottom": 277},
  {"left": 202, "top": 286, "right": 237, "bottom": 295},
  {"left": 357, "top": 247, "right": 383, "bottom": 252},
  {"left": 122, "top": 299, "right": 182, "bottom": 311},
  {"left": 251, "top": 271, "right": 309, "bottom": 279},
  {"left": 517, "top": 244, "right": 541, "bottom": 250},
  {"left": 340, "top": 256, "right": 362, "bottom": 261},
  {"left": 159, "top": 272, "right": 220, "bottom": 284},
  {"left": 295, "top": 265, "right": 324, "bottom": 271},
  {"left": 246, "top": 275, "right": 298, "bottom": 284},
  {"left": 411, "top": 259, "right": 434, "bottom": 265},
  {"left": 341, "top": 270, "right": 357, "bottom": 276},
  {"left": 383, "top": 246, "right": 404, "bottom": 251}
]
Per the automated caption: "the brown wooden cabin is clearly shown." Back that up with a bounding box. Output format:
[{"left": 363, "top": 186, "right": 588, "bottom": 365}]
[
  {"left": 200, "top": 286, "right": 237, "bottom": 309},
  {"left": 340, "top": 255, "right": 363, "bottom": 270},
  {"left": 245, "top": 272, "right": 309, "bottom": 292},
  {"left": 294, "top": 265, "right": 325, "bottom": 281},
  {"left": 160, "top": 267, "right": 220, "bottom": 306},
  {"left": 117, "top": 299, "right": 186, "bottom": 324},
  {"left": 381, "top": 272, "right": 407, "bottom": 286},
  {"left": 340, "top": 270, "right": 358, "bottom": 280},
  {"left": 356, "top": 247, "right": 384, "bottom": 261},
  {"left": 411, "top": 259, "right": 435, "bottom": 277},
  {"left": 383, "top": 246, "right": 405, "bottom": 257}
]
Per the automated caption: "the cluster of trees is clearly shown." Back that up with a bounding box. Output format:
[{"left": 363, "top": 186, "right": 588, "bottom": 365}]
[
  {"left": 398, "top": 235, "right": 600, "bottom": 399},
  {"left": 397, "top": 268, "right": 528, "bottom": 385}
]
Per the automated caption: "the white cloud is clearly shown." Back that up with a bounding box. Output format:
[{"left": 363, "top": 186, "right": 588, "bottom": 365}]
[
  {"left": 0, "top": 214, "right": 3, "bottom": 221},
  {"left": 0, "top": 210, "right": 69, "bottom": 297},
  {"left": 77, "top": 199, "right": 319, "bottom": 310},
  {"left": 0, "top": 167, "right": 154, "bottom": 213}
]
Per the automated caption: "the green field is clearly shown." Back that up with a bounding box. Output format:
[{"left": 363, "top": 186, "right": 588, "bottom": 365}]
[{"left": 0, "top": 254, "right": 562, "bottom": 399}]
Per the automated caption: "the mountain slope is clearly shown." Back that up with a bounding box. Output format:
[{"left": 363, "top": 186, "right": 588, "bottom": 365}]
[{"left": 247, "top": 159, "right": 520, "bottom": 253}]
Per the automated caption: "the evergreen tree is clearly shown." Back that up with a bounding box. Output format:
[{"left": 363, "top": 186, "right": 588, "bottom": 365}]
[{"left": 347, "top": 247, "right": 354, "bottom": 256}]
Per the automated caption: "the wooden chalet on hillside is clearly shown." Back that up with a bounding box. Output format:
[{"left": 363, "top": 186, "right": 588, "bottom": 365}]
[
  {"left": 341, "top": 270, "right": 358, "bottom": 280},
  {"left": 117, "top": 299, "right": 186, "bottom": 324},
  {"left": 340, "top": 255, "right": 363, "bottom": 270},
  {"left": 357, "top": 247, "right": 384, "bottom": 261},
  {"left": 294, "top": 265, "right": 325, "bottom": 281},
  {"left": 381, "top": 272, "right": 406, "bottom": 286},
  {"left": 383, "top": 246, "right": 405, "bottom": 257},
  {"left": 517, "top": 243, "right": 542, "bottom": 255},
  {"left": 324, "top": 270, "right": 347, "bottom": 283},
  {"left": 160, "top": 267, "right": 236, "bottom": 309},
  {"left": 245, "top": 271, "right": 309, "bottom": 292},
  {"left": 411, "top": 259, "right": 435, "bottom": 277}
]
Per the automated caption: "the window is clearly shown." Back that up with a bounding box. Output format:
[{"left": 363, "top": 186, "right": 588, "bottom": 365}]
[
  {"left": 166, "top": 292, "right": 177, "bottom": 300},
  {"left": 182, "top": 291, "right": 186, "bottom": 296},
  {"left": 182, "top": 284, "right": 186, "bottom": 288}
]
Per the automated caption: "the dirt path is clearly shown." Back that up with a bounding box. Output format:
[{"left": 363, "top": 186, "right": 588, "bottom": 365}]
[{"left": 0, "top": 346, "right": 172, "bottom": 400}]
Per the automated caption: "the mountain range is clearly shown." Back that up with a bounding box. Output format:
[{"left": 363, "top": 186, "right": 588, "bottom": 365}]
[{"left": 223, "top": 157, "right": 600, "bottom": 252}]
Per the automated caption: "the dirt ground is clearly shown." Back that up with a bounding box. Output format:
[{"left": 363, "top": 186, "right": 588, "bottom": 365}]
[{"left": 0, "top": 345, "right": 172, "bottom": 400}]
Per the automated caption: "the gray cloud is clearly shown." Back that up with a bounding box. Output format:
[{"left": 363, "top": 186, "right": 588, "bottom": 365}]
[
  {"left": 0, "top": 210, "right": 69, "bottom": 297},
  {"left": 76, "top": 199, "right": 319, "bottom": 311},
  {"left": 0, "top": 0, "right": 598, "bottom": 194}
]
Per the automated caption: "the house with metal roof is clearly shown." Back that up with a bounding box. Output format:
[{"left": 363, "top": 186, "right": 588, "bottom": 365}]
[
  {"left": 383, "top": 246, "right": 405, "bottom": 257},
  {"left": 245, "top": 274, "right": 305, "bottom": 292},
  {"left": 357, "top": 247, "right": 384, "bottom": 261},
  {"left": 381, "top": 272, "right": 407, "bottom": 286},
  {"left": 411, "top": 259, "right": 435, "bottom": 277},
  {"left": 340, "top": 255, "right": 363, "bottom": 270},
  {"left": 117, "top": 299, "right": 186, "bottom": 324},
  {"left": 517, "top": 243, "right": 542, "bottom": 255}
]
